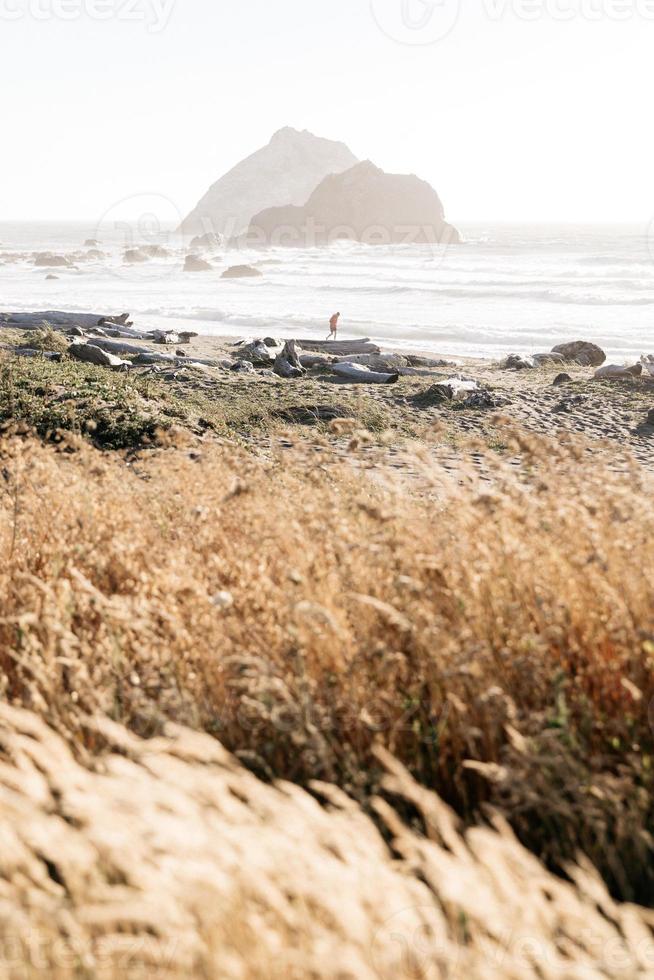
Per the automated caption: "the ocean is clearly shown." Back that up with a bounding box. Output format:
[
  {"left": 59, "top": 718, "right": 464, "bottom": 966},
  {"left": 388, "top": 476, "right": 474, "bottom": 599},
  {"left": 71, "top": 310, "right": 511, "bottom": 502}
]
[{"left": 1, "top": 221, "right": 652, "bottom": 361}]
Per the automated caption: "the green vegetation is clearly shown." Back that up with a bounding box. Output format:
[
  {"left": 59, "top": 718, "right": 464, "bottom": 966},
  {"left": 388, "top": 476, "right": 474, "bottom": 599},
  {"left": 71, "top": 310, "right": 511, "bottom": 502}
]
[{"left": 0, "top": 347, "right": 434, "bottom": 450}]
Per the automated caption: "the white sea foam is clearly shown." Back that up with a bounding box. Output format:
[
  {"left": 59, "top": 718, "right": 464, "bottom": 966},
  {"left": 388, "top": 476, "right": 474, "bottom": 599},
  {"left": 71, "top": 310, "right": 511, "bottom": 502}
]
[{"left": 1, "top": 221, "right": 652, "bottom": 360}]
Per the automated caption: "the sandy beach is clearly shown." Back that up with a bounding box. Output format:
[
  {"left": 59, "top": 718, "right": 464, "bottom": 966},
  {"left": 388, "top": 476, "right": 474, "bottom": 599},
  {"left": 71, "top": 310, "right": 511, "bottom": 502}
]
[{"left": 1, "top": 321, "right": 651, "bottom": 483}]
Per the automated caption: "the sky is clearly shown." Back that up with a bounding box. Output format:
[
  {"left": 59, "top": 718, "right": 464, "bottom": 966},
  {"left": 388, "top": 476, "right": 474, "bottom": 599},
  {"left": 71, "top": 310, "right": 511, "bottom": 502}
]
[{"left": 1, "top": 0, "right": 653, "bottom": 223}]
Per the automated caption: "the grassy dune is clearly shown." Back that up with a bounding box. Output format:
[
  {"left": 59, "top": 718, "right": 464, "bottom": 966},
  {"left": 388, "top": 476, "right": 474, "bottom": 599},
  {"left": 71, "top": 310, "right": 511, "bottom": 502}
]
[{"left": 0, "top": 340, "right": 653, "bottom": 973}]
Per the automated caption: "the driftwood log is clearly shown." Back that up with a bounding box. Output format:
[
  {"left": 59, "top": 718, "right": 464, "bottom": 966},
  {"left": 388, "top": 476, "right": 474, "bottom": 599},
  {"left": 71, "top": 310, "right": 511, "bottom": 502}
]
[
  {"left": 274, "top": 341, "right": 305, "bottom": 379},
  {"left": 69, "top": 344, "right": 129, "bottom": 370},
  {"left": 86, "top": 338, "right": 153, "bottom": 356},
  {"left": 299, "top": 353, "right": 334, "bottom": 369},
  {"left": 132, "top": 352, "right": 218, "bottom": 367},
  {"left": 330, "top": 363, "right": 399, "bottom": 385},
  {"left": 294, "top": 339, "right": 380, "bottom": 355},
  {"left": 0, "top": 311, "right": 133, "bottom": 330}
]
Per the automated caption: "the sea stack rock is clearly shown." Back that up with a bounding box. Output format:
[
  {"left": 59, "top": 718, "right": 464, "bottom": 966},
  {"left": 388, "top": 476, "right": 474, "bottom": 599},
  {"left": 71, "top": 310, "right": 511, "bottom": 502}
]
[
  {"left": 246, "top": 161, "right": 460, "bottom": 246},
  {"left": 180, "top": 127, "right": 358, "bottom": 238}
]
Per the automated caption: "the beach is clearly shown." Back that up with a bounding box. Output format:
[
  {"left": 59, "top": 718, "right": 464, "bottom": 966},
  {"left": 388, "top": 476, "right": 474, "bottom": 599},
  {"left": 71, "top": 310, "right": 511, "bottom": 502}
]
[{"left": 1, "top": 221, "right": 653, "bottom": 361}]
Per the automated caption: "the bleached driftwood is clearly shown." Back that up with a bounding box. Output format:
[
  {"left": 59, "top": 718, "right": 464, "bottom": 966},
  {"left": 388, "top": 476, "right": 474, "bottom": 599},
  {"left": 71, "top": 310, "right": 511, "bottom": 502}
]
[
  {"left": 295, "top": 339, "right": 380, "bottom": 355},
  {"left": 274, "top": 340, "right": 305, "bottom": 379},
  {"left": 2, "top": 346, "right": 63, "bottom": 362},
  {"left": 0, "top": 311, "right": 134, "bottom": 331},
  {"left": 149, "top": 330, "right": 181, "bottom": 346},
  {"left": 299, "top": 353, "right": 334, "bottom": 369},
  {"left": 87, "top": 338, "right": 154, "bottom": 356},
  {"left": 234, "top": 340, "right": 275, "bottom": 366},
  {"left": 443, "top": 377, "right": 479, "bottom": 400},
  {"left": 640, "top": 355, "right": 654, "bottom": 378},
  {"left": 69, "top": 344, "right": 129, "bottom": 370},
  {"left": 330, "top": 363, "right": 399, "bottom": 385},
  {"left": 595, "top": 364, "right": 642, "bottom": 380},
  {"left": 335, "top": 353, "right": 408, "bottom": 371},
  {"left": 132, "top": 352, "right": 218, "bottom": 367}
]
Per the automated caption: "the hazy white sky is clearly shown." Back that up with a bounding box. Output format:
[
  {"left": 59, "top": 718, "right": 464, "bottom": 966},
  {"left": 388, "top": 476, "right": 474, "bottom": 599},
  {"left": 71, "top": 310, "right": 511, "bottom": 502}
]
[{"left": 1, "top": 0, "right": 653, "bottom": 223}]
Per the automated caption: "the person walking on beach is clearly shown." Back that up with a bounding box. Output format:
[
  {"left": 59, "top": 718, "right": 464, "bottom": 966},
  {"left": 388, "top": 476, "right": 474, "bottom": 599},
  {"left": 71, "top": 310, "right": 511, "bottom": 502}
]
[{"left": 327, "top": 312, "right": 340, "bottom": 340}]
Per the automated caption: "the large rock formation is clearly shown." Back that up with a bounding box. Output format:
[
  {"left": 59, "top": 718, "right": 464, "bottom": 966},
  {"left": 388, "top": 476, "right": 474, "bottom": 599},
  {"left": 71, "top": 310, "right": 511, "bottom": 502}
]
[
  {"left": 245, "top": 161, "right": 460, "bottom": 246},
  {"left": 180, "top": 128, "right": 357, "bottom": 238}
]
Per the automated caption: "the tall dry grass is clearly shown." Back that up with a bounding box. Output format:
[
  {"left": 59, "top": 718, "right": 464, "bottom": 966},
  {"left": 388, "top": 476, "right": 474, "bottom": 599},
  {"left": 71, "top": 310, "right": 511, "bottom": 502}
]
[
  {"left": 0, "top": 426, "right": 653, "bottom": 903},
  {"left": 3, "top": 702, "right": 654, "bottom": 979}
]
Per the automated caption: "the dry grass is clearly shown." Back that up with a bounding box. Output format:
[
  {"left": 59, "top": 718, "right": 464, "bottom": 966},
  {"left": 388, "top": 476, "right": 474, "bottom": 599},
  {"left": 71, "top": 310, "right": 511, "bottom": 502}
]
[
  {"left": 1, "top": 703, "right": 654, "bottom": 979},
  {"left": 0, "top": 424, "right": 653, "bottom": 913},
  {"left": 20, "top": 324, "right": 71, "bottom": 354}
]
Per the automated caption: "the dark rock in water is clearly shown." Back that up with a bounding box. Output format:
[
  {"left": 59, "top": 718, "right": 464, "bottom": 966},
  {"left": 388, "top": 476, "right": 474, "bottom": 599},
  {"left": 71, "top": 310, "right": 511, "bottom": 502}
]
[
  {"left": 180, "top": 127, "right": 358, "bottom": 238},
  {"left": 34, "top": 253, "right": 73, "bottom": 268},
  {"left": 552, "top": 341, "right": 606, "bottom": 367},
  {"left": 247, "top": 160, "right": 460, "bottom": 246},
  {"left": 410, "top": 384, "right": 454, "bottom": 408},
  {"left": 275, "top": 404, "right": 351, "bottom": 425},
  {"left": 184, "top": 254, "right": 212, "bottom": 272},
  {"left": 263, "top": 337, "right": 278, "bottom": 348},
  {"left": 124, "top": 249, "right": 149, "bottom": 265},
  {"left": 84, "top": 239, "right": 100, "bottom": 247},
  {"left": 190, "top": 232, "right": 223, "bottom": 250},
  {"left": 553, "top": 373, "right": 573, "bottom": 386},
  {"left": 221, "top": 265, "right": 262, "bottom": 279},
  {"left": 45, "top": 274, "right": 59, "bottom": 281},
  {"left": 141, "top": 244, "right": 170, "bottom": 259}
]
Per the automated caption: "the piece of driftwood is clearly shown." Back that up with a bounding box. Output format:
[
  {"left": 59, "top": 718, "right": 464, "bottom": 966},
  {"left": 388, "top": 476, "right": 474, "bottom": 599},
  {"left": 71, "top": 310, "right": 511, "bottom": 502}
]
[
  {"left": 69, "top": 344, "right": 129, "bottom": 370},
  {"left": 335, "top": 353, "right": 408, "bottom": 372},
  {"left": 101, "top": 327, "right": 148, "bottom": 339},
  {"left": 132, "top": 352, "right": 218, "bottom": 367},
  {"left": 0, "top": 311, "right": 136, "bottom": 332},
  {"left": 149, "top": 330, "right": 181, "bottom": 346},
  {"left": 295, "top": 339, "right": 380, "bottom": 355},
  {"left": 594, "top": 363, "right": 642, "bottom": 380},
  {"left": 274, "top": 341, "right": 305, "bottom": 379},
  {"left": 299, "top": 353, "right": 334, "bottom": 369},
  {"left": 87, "top": 338, "right": 154, "bottom": 356},
  {"left": 234, "top": 340, "right": 275, "bottom": 366},
  {"left": 330, "top": 363, "right": 399, "bottom": 385},
  {"left": 13, "top": 348, "right": 63, "bottom": 362}
]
